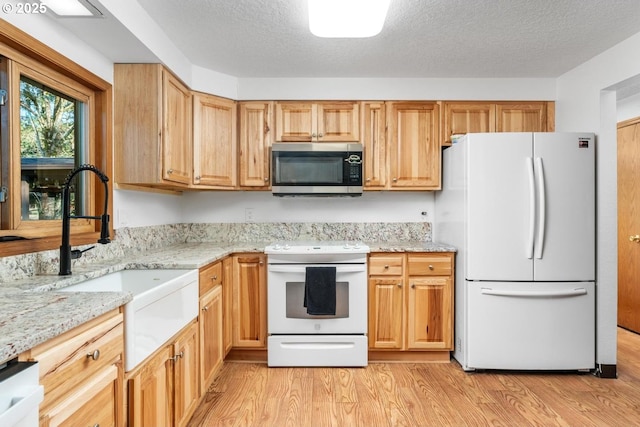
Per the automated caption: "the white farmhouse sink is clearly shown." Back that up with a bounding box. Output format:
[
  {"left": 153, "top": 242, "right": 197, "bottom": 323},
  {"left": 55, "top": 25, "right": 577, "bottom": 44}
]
[{"left": 59, "top": 269, "right": 198, "bottom": 372}]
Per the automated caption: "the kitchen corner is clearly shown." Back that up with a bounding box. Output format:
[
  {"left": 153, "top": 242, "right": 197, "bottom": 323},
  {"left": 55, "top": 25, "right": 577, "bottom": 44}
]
[{"left": 0, "top": 221, "right": 453, "bottom": 366}]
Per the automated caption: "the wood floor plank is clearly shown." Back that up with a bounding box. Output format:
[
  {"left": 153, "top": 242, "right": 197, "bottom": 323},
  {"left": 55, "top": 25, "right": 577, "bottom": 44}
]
[{"left": 188, "top": 328, "right": 640, "bottom": 427}]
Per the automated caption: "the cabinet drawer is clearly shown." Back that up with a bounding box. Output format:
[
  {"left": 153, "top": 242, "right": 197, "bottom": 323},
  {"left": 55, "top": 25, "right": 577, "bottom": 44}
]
[
  {"left": 199, "top": 260, "right": 223, "bottom": 295},
  {"left": 45, "top": 365, "right": 118, "bottom": 427},
  {"left": 407, "top": 254, "right": 452, "bottom": 276},
  {"left": 23, "top": 310, "right": 123, "bottom": 413},
  {"left": 369, "top": 254, "right": 404, "bottom": 276}
]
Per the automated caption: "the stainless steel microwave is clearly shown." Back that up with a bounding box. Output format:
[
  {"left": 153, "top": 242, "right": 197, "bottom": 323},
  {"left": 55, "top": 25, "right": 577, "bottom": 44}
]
[{"left": 271, "top": 142, "right": 363, "bottom": 196}]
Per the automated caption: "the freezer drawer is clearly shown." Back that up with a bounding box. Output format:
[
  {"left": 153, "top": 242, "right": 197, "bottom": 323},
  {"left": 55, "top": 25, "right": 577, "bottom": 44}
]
[{"left": 466, "top": 281, "right": 595, "bottom": 371}]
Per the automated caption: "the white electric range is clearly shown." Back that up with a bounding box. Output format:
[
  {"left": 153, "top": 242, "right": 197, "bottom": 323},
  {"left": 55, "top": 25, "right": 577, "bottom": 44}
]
[{"left": 264, "top": 241, "right": 370, "bottom": 367}]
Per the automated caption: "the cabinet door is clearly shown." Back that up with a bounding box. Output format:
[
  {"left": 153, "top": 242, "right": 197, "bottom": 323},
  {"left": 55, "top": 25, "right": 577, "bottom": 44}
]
[
  {"left": 199, "top": 285, "right": 223, "bottom": 394},
  {"left": 275, "top": 102, "right": 315, "bottom": 142},
  {"left": 317, "top": 102, "right": 360, "bottom": 142},
  {"left": 232, "top": 254, "right": 267, "bottom": 348},
  {"left": 162, "top": 70, "right": 192, "bottom": 184},
  {"left": 173, "top": 322, "right": 199, "bottom": 427},
  {"left": 407, "top": 276, "right": 453, "bottom": 350},
  {"left": 388, "top": 102, "right": 441, "bottom": 189},
  {"left": 192, "top": 93, "right": 237, "bottom": 187},
  {"left": 222, "top": 257, "right": 234, "bottom": 355},
  {"left": 495, "top": 102, "right": 547, "bottom": 132},
  {"left": 361, "top": 102, "right": 387, "bottom": 188},
  {"left": 442, "top": 102, "right": 495, "bottom": 146},
  {"left": 368, "top": 277, "right": 404, "bottom": 349},
  {"left": 239, "top": 102, "right": 273, "bottom": 188},
  {"left": 128, "top": 346, "right": 173, "bottom": 427}
]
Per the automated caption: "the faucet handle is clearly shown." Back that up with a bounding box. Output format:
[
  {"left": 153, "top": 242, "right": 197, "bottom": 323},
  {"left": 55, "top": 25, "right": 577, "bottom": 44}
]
[{"left": 71, "top": 246, "right": 95, "bottom": 260}]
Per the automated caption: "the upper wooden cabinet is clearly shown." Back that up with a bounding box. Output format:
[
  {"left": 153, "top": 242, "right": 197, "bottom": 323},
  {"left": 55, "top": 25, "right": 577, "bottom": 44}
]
[
  {"left": 238, "top": 101, "right": 273, "bottom": 189},
  {"left": 192, "top": 93, "right": 237, "bottom": 188},
  {"left": 361, "top": 102, "right": 387, "bottom": 189},
  {"left": 495, "top": 101, "right": 552, "bottom": 132},
  {"left": 114, "top": 64, "right": 192, "bottom": 188},
  {"left": 275, "top": 102, "right": 360, "bottom": 142},
  {"left": 441, "top": 101, "right": 555, "bottom": 145},
  {"left": 387, "top": 102, "right": 441, "bottom": 190}
]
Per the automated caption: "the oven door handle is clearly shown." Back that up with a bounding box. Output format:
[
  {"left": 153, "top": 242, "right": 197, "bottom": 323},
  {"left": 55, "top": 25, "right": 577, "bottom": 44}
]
[{"left": 268, "top": 265, "right": 367, "bottom": 274}]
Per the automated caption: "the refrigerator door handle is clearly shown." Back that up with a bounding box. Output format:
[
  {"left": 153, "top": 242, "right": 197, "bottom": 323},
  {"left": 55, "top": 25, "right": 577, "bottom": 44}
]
[
  {"left": 526, "top": 157, "right": 536, "bottom": 259},
  {"left": 534, "top": 157, "right": 546, "bottom": 259},
  {"left": 480, "top": 287, "right": 588, "bottom": 298}
]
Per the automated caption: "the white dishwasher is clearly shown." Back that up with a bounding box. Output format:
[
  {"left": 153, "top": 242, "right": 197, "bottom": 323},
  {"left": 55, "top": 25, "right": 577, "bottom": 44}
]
[{"left": 0, "top": 360, "right": 43, "bottom": 427}]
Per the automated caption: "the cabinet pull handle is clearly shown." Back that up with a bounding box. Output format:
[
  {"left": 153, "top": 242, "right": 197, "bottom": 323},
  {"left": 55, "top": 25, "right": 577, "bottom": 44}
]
[
  {"left": 428, "top": 264, "right": 434, "bottom": 270},
  {"left": 86, "top": 349, "right": 100, "bottom": 361}
]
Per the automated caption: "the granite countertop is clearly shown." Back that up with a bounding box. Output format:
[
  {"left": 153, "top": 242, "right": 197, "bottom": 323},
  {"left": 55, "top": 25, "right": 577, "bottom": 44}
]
[{"left": 0, "top": 240, "right": 455, "bottom": 364}]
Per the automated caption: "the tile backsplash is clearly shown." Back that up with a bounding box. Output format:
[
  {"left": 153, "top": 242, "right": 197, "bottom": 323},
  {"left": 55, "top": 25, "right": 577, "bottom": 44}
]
[{"left": 0, "top": 222, "right": 431, "bottom": 283}]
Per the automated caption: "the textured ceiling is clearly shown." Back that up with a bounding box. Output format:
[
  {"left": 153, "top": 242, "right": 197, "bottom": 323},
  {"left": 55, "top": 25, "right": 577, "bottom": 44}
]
[{"left": 130, "top": 0, "right": 640, "bottom": 78}]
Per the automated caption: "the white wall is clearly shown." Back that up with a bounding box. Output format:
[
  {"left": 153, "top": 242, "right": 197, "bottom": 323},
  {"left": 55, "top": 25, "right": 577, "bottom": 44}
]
[
  {"left": 556, "top": 31, "right": 640, "bottom": 369},
  {"left": 237, "top": 77, "right": 555, "bottom": 101},
  {"left": 182, "top": 191, "right": 434, "bottom": 223},
  {"left": 618, "top": 92, "right": 640, "bottom": 122}
]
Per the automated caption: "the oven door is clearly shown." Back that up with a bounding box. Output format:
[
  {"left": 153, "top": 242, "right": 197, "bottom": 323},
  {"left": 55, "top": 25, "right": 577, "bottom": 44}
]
[{"left": 267, "top": 263, "right": 367, "bottom": 334}]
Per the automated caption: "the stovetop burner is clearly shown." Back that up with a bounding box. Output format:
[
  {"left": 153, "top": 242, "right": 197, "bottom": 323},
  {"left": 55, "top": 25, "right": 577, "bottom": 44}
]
[{"left": 264, "top": 240, "right": 370, "bottom": 255}]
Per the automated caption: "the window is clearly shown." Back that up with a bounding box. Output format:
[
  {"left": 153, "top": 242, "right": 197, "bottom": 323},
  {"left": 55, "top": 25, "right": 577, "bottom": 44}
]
[{"left": 0, "top": 23, "right": 112, "bottom": 256}]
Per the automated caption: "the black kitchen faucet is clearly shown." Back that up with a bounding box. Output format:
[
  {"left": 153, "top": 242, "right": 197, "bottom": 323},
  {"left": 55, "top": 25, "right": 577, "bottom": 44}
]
[{"left": 59, "top": 164, "right": 110, "bottom": 276}]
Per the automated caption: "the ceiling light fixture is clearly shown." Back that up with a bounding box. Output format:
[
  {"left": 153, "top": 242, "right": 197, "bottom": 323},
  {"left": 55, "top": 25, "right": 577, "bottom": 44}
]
[
  {"left": 308, "top": 0, "right": 391, "bottom": 38},
  {"left": 42, "top": 0, "right": 103, "bottom": 17}
]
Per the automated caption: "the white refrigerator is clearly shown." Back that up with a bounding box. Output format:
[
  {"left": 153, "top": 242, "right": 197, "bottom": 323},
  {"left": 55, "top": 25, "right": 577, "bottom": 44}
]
[{"left": 436, "top": 132, "right": 596, "bottom": 371}]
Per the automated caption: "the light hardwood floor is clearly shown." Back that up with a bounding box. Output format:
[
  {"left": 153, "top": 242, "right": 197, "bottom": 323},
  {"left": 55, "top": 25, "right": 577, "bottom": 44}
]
[{"left": 188, "top": 328, "right": 640, "bottom": 427}]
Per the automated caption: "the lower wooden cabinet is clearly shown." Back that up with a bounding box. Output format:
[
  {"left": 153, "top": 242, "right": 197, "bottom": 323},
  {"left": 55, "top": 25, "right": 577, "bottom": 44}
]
[
  {"left": 199, "top": 284, "right": 223, "bottom": 394},
  {"left": 128, "top": 320, "right": 199, "bottom": 427},
  {"left": 232, "top": 253, "right": 267, "bottom": 348},
  {"left": 19, "top": 309, "right": 124, "bottom": 427},
  {"left": 368, "top": 252, "right": 454, "bottom": 355},
  {"left": 222, "top": 257, "right": 234, "bottom": 355}
]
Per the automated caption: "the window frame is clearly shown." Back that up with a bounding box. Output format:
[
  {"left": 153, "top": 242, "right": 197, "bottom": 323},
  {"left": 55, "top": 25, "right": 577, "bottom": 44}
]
[{"left": 0, "top": 20, "right": 113, "bottom": 257}]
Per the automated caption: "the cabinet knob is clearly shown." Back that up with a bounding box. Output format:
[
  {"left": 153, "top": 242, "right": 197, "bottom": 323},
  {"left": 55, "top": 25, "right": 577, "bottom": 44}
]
[
  {"left": 630, "top": 234, "right": 640, "bottom": 242},
  {"left": 202, "top": 305, "right": 209, "bottom": 311},
  {"left": 211, "top": 275, "right": 217, "bottom": 281},
  {"left": 428, "top": 264, "right": 434, "bottom": 270},
  {"left": 384, "top": 265, "right": 389, "bottom": 269},
  {"left": 392, "top": 177, "right": 397, "bottom": 182},
  {"left": 411, "top": 283, "right": 416, "bottom": 289},
  {"left": 312, "top": 133, "right": 317, "bottom": 138},
  {"left": 259, "top": 261, "right": 264, "bottom": 266},
  {"left": 167, "top": 169, "right": 173, "bottom": 174},
  {"left": 195, "top": 175, "right": 201, "bottom": 181},
  {"left": 86, "top": 349, "right": 100, "bottom": 361},
  {"left": 397, "top": 283, "right": 402, "bottom": 288},
  {"left": 264, "top": 177, "right": 269, "bottom": 182},
  {"left": 366, "top": 178, "right": 371, "bottom": 182},
  {"left": 171, "top": 351, "right": 184, "bottom": 362},
  {"left": 318, "top": 133, "right": 323, "bottom": 138}
]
